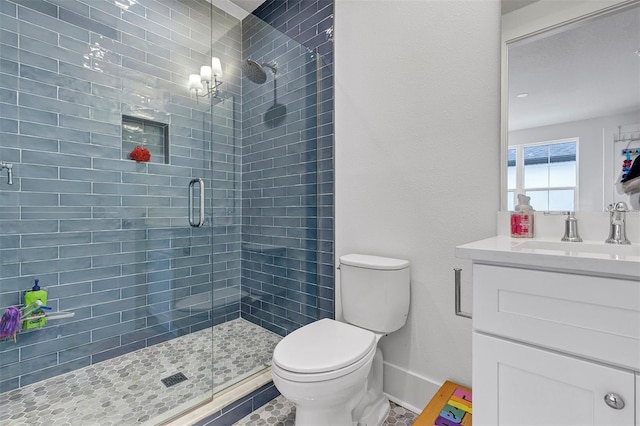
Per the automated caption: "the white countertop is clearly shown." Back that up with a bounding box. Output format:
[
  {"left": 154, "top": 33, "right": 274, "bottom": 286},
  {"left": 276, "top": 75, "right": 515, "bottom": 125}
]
[{"left": 456, "top": 236, "right": 640, "bottom": 280}]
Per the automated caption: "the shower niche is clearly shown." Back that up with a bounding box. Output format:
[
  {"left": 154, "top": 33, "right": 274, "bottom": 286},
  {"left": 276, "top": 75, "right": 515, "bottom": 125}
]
[{"left": 121, "top": 115, "right": 170, "bottom": 164}]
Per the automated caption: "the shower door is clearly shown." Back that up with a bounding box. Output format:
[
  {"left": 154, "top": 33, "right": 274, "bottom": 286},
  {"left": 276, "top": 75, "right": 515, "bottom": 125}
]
[{"left": 0, "top": 0, "right": 241, "bottom": 424}]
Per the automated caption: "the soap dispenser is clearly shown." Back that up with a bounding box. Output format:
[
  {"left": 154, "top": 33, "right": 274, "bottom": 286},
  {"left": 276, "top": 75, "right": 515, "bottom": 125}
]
[
  {"left": 22, "top": 279, "right": 48, "bottom": 329},
  {"left": 511, "top": 194, "right": 535, "bottom": 238}
]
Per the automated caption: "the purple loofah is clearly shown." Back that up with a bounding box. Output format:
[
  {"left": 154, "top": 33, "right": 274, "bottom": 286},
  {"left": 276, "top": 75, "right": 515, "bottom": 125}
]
[{"left": 0, "top": 306, "right": 21, "bottom": 338}]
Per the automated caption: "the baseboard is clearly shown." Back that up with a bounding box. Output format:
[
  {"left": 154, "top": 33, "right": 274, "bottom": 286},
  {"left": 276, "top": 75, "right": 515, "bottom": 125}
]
[{"left": 383, "top": 361, "right": 441, "bottom": 414}]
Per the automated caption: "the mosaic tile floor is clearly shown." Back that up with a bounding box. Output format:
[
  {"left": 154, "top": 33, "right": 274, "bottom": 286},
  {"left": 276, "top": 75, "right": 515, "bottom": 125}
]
[
  {"left": 233, "top": 395, "right": 418, "bottom": 426},
  {"left": 0, "top": 318, "right": 281, "bottom": 426}
]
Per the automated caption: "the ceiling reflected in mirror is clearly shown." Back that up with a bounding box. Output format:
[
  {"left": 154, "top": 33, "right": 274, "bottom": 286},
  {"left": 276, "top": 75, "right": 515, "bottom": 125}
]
[{"left": 508, "top": 6, "right": 639, "bottom": 131}]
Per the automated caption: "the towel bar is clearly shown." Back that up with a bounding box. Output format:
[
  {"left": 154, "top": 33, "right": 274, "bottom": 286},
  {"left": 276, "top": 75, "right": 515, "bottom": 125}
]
[{"left": 454, "top": 268, "right": 472, "bottom": 319}]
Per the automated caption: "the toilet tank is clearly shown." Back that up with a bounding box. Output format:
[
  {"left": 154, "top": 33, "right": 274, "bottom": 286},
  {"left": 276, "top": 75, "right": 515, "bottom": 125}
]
[{"left": 339, "top": 254, "right": 410, "bottom": 333}]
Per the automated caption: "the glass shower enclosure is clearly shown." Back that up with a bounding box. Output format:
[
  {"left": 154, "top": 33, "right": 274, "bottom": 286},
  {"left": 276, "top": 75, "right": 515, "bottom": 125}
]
[{"left": 0, "top": 0, "right": 334, "bottom": 424}]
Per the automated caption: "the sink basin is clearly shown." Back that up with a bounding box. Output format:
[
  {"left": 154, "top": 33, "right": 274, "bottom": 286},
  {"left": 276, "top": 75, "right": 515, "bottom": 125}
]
[{"left": 514, "top": 240, "right": 640, "bottom": 257}]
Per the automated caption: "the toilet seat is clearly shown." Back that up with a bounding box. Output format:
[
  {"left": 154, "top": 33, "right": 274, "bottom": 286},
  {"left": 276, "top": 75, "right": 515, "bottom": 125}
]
[{"left": 272, "top": 319, "right": 376, "bottom": 382}]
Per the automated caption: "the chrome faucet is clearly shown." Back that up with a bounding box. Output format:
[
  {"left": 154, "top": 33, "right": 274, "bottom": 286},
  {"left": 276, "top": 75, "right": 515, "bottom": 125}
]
[
  {"left": 561, "top": 211, "right": 582, "bottom": 242},
  {"left": 0, "top": 161, "right": 12, "bottom": 185},
  {"left": 605, "top": 202, "right": 631, "bottom": 245}
]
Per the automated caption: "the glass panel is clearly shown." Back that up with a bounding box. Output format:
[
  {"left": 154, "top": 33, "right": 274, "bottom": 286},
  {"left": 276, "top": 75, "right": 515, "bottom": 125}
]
[
  {"left": 507, "top": 191, "right": 515, "bottom": 211},
  {"left": 549, "top": 161, "right": 576, "bottom": 187},
  {"left": 240, "top": 14, "right": 324, "bottom": 337},
  {"left": 524, "top": 163, "right": 550, "bottom": 188},
  {"left": 526, "top": 190, "right": 550, "bottom": 211},
  {"left": 0, "top": 1, "right": 236, "bottom": 421},
  {"left": 549, "top": 189, "right": 575, "bottom": 211},
  {"left": 526, "top": 189, "right": 575, "bottom": 211},
  {"left": 523, "top": 142, "right": 577, "bottom": 188},
  {"left": 523, "top": 145, "right": 550, "bottom": 166},
  {"left": 548, "top": 142, "right": 576, "bottom": 163},
  {"left": 507, "top": 148, "right": 516, "bottom": 189}
]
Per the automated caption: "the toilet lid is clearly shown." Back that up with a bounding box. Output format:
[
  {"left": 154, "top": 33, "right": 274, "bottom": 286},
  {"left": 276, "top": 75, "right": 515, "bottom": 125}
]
[
  {"left": 339, "top": 254, "right": 409, "bottom": 270},
  {"left": 273, "top": 319, "right": 376, "bottom": 374}
]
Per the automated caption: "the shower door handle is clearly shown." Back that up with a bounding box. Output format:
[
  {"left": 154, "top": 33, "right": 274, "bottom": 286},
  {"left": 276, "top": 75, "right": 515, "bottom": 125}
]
[{"left": 188, "top": 178, "right": 205, "bottom": 227}]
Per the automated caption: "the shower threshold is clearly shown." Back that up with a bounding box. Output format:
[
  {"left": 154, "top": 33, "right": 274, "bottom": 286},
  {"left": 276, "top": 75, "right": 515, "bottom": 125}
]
[
  {"left": 158, "top": 367, "right": 274, "bottom": 426},
  {"left": 0, "top": 318, "right": 281, "bottom": 426}
]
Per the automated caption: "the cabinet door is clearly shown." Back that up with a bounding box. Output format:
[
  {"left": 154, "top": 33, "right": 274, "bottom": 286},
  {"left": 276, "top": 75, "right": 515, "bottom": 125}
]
[{"left": 473, "top": 333, "right": 635, "bottom": 426}]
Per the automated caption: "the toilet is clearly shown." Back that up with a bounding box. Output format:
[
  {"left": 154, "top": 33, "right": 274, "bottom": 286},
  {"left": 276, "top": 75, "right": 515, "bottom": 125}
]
[{"left": 271, "top": 253, "right": 410, "bottom": 426}]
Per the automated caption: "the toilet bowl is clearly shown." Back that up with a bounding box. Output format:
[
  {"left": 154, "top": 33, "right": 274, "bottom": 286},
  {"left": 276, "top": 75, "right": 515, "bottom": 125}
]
[
  {"left": 271, "top": 318, "right": 389, "bottom": 426},
  {"left": 271, "top": 254, "right": 411, "bottom": 426}
]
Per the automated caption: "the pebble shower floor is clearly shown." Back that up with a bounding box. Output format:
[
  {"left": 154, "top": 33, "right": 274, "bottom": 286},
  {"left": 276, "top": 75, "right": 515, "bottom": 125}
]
[{"left": 0, "top": 319, "right": 281, "bottom": 425}]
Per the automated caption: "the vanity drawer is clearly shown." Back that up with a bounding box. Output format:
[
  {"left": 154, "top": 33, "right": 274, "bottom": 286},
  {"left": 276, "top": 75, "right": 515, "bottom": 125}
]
[{"left": 473, "top": 264, "right": 640, "bottom": 371}]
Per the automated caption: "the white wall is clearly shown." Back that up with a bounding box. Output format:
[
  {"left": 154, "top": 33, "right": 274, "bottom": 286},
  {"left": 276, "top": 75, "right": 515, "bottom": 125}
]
[
  {"left": 335, "top": 0, "right": 501, "bottom": 412},
  {"left": 509, "top": 110, "right": 640, "bottom": 212}
]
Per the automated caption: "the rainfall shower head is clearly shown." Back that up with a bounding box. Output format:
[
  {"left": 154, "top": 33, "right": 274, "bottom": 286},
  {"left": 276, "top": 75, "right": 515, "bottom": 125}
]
[{"left": 242, "top": 59, "right": 277, "bottom": 84}]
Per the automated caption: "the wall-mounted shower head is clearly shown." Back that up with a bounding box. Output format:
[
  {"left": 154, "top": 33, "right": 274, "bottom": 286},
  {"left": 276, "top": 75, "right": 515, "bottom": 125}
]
[{"left": 242, "top": 59, "right": 277, "bottom": 84}]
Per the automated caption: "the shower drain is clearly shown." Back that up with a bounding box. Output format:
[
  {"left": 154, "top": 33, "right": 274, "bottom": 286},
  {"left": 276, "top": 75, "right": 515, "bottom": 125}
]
[{"left": 161, "top": 372, "right": 188, "bottom": 388}]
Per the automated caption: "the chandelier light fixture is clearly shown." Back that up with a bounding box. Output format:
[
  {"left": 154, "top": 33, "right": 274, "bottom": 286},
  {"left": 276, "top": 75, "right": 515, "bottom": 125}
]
[{"left": 189, "top": 57, "right": 223, "bottom": 99}]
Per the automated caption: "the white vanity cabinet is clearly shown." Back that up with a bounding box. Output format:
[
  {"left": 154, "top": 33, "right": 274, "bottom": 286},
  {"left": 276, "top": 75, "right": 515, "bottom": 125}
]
[
  {"left": 474, "top": 333, "right": 634, "bottom": 426},
  {"left": 456, "top": 237, "right": 640, "bottom": 426}
]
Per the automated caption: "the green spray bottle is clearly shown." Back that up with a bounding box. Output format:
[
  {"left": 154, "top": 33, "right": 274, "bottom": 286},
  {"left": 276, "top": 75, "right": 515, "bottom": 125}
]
[{"left": 22, "top": 279, "right": 47, "bottom": 329}]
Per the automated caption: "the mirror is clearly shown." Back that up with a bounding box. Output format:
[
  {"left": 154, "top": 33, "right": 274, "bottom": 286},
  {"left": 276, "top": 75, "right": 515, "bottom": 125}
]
[{"left": 502, "top": 1, "right": 640, "bottom": 212}]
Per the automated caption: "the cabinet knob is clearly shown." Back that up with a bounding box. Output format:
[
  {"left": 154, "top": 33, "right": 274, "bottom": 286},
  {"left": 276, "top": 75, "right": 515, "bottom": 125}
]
[{"left": 604, "top": 393, "right": 625, "bottom": 410}]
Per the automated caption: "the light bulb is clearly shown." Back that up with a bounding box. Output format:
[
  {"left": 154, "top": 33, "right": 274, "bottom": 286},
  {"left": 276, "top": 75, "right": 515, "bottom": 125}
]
[
  {"left": 189, "top": 74, "right": 203, "bottom": 91},
  {"left": 200, "top": 66, "right": 212, "bottom": 83},
  {"left": 211, "top": 57, "right": 222, "bottom": 78}
]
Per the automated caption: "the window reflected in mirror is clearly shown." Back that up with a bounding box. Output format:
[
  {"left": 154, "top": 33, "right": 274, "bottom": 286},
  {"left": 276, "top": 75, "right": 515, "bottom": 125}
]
[
  {"left": 507, "top": 140, "right": 577, "bottom": 211},
  {"left": 504, "top": 3, "right": 640, "bottom": 211}
]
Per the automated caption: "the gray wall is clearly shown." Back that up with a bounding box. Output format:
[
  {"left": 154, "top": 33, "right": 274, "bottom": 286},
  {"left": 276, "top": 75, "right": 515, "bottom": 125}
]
[{"left": 240, "top": 0, "right": 334, "bottom": 336}]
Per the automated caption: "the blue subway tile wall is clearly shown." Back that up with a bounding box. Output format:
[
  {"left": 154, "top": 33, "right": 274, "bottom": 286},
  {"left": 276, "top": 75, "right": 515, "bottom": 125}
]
[
  {"left": 0, "top": 0, "right": 242, "bottom": 392},
  {"left": 240, "top": 1, "right": 334, "bottom": 336}
]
